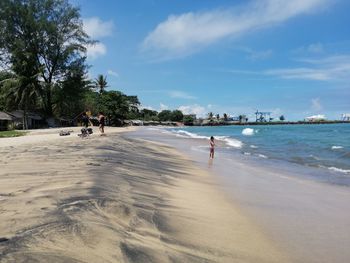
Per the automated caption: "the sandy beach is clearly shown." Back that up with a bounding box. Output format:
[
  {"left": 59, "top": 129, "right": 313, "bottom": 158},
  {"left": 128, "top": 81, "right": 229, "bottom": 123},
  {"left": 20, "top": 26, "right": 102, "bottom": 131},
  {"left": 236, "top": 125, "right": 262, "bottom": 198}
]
[
  {"left": 128, "top": 127, "right": 350, "bottom": 263},
  {"left": 0, "top": 127, "right": 287, "bottom": 262}
]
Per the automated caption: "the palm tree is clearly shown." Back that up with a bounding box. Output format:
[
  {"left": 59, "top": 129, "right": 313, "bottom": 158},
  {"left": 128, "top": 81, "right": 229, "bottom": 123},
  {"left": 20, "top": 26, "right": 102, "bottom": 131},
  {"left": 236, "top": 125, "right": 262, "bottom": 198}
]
[
  {"left": 223, "top": 113, "right": 228, "bottom": 121},
  {"left": 2, "top": 74, "right": 42, "bottom": 129},
  {"left": 94, "top": 74, "right": 108, "bottom": 94},
  {"left": 208, "top": 112, "right": 213, "bottom": 120}
]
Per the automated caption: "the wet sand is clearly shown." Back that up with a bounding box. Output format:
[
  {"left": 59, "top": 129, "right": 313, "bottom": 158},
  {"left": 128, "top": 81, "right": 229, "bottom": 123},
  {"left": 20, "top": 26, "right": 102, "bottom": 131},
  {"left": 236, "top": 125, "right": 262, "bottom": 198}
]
[
  {"left": 0, "top": 128, "right": 287, "bottom": 262},
  {"left": 128, "top": 127, "right": 350, "bottom": 263}
]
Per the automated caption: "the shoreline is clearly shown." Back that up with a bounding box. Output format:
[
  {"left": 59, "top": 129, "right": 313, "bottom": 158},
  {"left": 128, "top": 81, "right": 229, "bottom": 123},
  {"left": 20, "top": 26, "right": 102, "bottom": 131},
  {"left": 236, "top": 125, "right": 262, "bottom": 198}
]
[
  {"left": 127, "top": 127, "right": 350, "bottom": 263},
  {"left": 0, "top": 127, "right": 287, "bottom": 262}
]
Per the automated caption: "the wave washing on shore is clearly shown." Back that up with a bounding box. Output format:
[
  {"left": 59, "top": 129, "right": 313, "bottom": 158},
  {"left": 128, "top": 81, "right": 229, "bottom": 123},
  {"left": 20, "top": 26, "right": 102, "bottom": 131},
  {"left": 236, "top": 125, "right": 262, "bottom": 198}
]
[{"left": 155, "top": 124, "right": 350, "bottom": 176}]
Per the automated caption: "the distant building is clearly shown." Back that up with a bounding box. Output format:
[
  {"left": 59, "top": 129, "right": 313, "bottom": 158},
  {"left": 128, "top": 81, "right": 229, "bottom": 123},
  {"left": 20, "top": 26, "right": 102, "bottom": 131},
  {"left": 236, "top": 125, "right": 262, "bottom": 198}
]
[
  {"left": 0, "top": 111, "right": 14, "bottom": 131},
  {"left": 305, "top": 115, "right": 326, "bottom": 122},
  {"left": 8, "top": 110, "right": 45, "bottom": 129}
]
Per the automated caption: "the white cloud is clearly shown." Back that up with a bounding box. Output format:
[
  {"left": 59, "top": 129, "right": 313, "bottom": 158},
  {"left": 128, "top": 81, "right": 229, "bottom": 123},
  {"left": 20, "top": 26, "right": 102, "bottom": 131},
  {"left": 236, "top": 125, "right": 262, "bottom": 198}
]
[
  {"left": 83, "top": 17, "right": 114, "bottom": 38},
  {"left": 247, "top": 49, "right": 273, "bottom": 61},
  {"left": 293, "top": 42, "right": 325, "bottom": 54},
  {"left": 178, "top": 104, "right": 207, "bottom": 117},
  {"left": 264, "top": 55, "right": 350, "bottom": 81},
  {"left": 169, "top": 90, "right": 196, "bottom": 99},
  {"left": 307, "top": 43, "right": 324, "bottom": 53},
  {"left": 311, "top": 98, "right": 322, "bottom": 111},
  {"left": 107, "top": 70, "right": 119, "bottom": 78},
  {"left": 238, "top": 47, "right": 273, "bottom": 61},
  {"left": 142, "top": 0, "right": 330, "bottom": 59},
  {"left": 229, "top": 55, "right": 350, "bottom": 82},
  {"left": 264, "top": 67, "right": 330, "bottom": 80},
  {"left": 159, "top": 103, "right": 169, "bottom": 111},
  {"left": 86, "top": 43, "right": 107, "bottom": 59},
  {"left": 140, "top": 105, "right": 156, "bottom": 111}
]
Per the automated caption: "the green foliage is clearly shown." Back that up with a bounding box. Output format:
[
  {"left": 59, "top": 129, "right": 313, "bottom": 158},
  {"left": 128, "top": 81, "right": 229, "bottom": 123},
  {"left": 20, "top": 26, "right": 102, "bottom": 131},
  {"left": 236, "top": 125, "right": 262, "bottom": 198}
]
[
  {"left": 0, "top": 0, "right": 90, "bottom": 116},
  {"left": 183, "top": 115, "right": 194, "bottom": 125},
  {"left": 52, "top": 60, "right": 90, "bottom": 118},
  {"left": 98, "top": 91, "right": 130, "bottom": 125},
  {"left": 157, "top": 110, "right": 184, "bottom": 122},
  {"left": 139, "top": 109, "right": 158, "bottom": 121},
  {"left": 279, "top": 115, "right": 285, "bottom": 121},
  {"left": 158, "top": 110, "right": 172, "bottom": 121},
  {"left": 94, "top": 74, "right": 108, "bottom": 94},
  {"left": 0, "top": 130, "right": 27, "bottom": 138},
  {"left": 170, "top": 110, "right": 183, "bottom": 122}
]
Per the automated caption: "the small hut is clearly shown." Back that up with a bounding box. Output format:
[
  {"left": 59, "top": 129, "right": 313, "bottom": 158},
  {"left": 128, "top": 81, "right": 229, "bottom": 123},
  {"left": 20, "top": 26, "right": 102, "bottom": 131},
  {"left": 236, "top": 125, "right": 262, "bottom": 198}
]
[
  {"left": 9, "top": 110, "right": 45, "bottom": 129},
  {"left": 0, "top": 111, "right": 14, "bottom": 131}
]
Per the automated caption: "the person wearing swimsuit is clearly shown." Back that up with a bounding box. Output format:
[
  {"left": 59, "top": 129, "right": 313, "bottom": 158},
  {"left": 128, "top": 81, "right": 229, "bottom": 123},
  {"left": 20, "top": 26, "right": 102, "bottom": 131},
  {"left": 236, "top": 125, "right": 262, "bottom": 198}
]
[
  {"left": 209, "top": 136, "right": 215, "bottom": 159},
  {"left": 98, "top": 112, "right": 105, "bottom": 135}
]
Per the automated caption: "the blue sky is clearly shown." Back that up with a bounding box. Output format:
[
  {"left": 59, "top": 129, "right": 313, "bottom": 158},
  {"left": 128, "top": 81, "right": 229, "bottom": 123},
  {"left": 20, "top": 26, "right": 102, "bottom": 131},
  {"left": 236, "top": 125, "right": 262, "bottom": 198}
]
[{"left": 74, "top": 0, "right": 349, "bottom": 120}]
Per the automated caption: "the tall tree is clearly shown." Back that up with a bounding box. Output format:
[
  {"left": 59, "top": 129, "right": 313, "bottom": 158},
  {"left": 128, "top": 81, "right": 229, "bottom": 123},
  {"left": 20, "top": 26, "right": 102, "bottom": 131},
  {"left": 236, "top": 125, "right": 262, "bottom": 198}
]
[
  {"left": 158, "top": 110, "right": 172, "bottom": 121},
  {"left": 52, "top": 59, "right": 89, "bottom": 118},
  {"left": 0, "top": 0, "right": 91, "bottom": 116},
  {"left": 170, "top": 110, "right": 184, "bottom": 122},
  {"left": 2, "top": 73, "right": 42, "bottom": 129},
  {"left": 94, "top": 74, "right": 108, "bottom": 94}
]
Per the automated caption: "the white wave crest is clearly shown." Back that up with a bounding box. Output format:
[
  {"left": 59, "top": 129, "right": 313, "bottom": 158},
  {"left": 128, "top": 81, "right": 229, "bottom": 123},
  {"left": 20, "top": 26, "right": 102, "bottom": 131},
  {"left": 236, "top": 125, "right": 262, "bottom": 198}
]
[
  {"left": 328, "top": 167, "right": 350, "bottom": 174},
  {"left": 216, "top": 136, "right": 243, "bottom": 148},
  {"left": 169, "top": 131, "right": 243, "bottom": 148},
  {"left": 250, "top": 145, "right": 258, "bottom": 148},
  {"left": 174, "top": 130, "right": 208, "bottom": 139},
  {"left": 258, "top": 154, "right": 268, "bottom": 159},
  {"left": 242, "top": 128, "right": 254, "bottom": 136},
  {"left": 331, "top": 146, "right": 343, "bottom": 150}
]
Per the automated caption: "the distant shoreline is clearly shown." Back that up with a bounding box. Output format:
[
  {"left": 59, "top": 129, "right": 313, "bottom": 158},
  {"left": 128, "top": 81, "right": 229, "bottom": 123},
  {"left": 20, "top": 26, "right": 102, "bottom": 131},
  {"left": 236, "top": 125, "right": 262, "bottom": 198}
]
[{"left": 188, "top": 120, "right": 350, "bottom": 126}]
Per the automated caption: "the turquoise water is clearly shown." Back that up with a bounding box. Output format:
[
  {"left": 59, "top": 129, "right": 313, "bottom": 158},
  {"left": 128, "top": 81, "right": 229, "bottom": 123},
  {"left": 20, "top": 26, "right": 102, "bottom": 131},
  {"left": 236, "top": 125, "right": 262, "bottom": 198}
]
[{"left": 167, "top": 124, "right": 350, "bottom": 175}]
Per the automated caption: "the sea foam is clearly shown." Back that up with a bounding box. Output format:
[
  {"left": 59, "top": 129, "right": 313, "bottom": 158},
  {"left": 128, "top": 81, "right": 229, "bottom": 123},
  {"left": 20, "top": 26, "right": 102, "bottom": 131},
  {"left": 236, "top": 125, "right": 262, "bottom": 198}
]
[
  {"left": 242, "top": 128, "right": 254, "bottom": 136},
  {"left": 170, "top": 130, "right": 243, "bottom": 148},
  {"left": 328, "top": 167, "right": 350, "bottom": 174},
  {"left": 174, "top": 130, "right": 207, "bottom": 139},
  {"left": 331, "top": 146, "right": 343, "bottom": 150},
  {"left": 216, "top": 136, "right": 243, "bottom": 148}
]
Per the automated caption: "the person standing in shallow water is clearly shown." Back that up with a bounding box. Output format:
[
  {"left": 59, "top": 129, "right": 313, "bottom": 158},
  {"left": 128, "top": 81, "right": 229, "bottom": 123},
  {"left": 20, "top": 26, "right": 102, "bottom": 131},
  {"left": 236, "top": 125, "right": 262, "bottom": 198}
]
[
  {"left": 209, "top": 136, "right": 215, "bottom": 159},
  {"left": 98, "top": 112, "right": 105, "bottom": 135}
]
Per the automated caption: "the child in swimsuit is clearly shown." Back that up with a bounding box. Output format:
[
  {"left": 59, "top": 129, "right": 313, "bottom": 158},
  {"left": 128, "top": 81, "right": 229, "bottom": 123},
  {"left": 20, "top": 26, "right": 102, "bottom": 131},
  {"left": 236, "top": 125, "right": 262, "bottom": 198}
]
[
  {"left": 209, "top": 136, "right": 215, "bottom": 159},
  {"left": 98, "top": 112, "right": 105, "bottom": 135}
]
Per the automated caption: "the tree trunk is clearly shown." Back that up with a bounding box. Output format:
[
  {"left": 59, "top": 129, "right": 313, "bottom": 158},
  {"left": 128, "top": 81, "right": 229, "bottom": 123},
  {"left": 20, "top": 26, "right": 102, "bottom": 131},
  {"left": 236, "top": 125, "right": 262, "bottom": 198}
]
[
  {"left": 44, "top": 83, "right": 53, "bottom": 116},
  {"left": 23, "top": 106, "right": 27, "bottom": 130}
]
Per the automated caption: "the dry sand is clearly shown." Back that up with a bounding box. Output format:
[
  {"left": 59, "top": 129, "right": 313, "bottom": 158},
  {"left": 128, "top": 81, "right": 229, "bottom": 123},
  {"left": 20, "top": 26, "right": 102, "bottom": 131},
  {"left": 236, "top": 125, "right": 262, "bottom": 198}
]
[{"left": 0, "top": 128, "right": 288, "bottom": 262}]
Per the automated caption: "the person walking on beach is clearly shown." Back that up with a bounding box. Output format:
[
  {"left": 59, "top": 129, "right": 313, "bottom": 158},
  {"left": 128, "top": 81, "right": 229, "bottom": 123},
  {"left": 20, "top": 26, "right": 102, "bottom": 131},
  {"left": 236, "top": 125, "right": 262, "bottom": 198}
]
[
  {"left": 82, "top": 112, "right": 89, "bottom": 128},
  {"left": 209, "top": 136, "right": 215, "bottom": 159},
  {"left": 98, "top": 112, "right": 105, "bottom": 135}
]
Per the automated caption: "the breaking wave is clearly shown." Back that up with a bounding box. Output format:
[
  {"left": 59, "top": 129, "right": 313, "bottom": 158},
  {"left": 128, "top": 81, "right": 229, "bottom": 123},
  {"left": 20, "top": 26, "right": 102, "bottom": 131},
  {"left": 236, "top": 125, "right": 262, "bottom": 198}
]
[
  {"left": 170, "top": 130, "right": 243, "bottom": 148},
  {"left": 331, "top": 146, "right": 343, "bottom": 150},
  {"left": 242, "top": 128, "right": 255, "bottom": 136}
]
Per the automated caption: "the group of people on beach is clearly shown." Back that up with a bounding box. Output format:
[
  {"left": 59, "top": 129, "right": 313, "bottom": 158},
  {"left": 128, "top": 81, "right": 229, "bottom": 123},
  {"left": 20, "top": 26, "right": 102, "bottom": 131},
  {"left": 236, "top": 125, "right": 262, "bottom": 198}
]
[
  {"left": 81, "top": 110, "right": 217, "bottom": 158},
  {"left": 81, "top": 111, "right": 105, "bottom": 136}
]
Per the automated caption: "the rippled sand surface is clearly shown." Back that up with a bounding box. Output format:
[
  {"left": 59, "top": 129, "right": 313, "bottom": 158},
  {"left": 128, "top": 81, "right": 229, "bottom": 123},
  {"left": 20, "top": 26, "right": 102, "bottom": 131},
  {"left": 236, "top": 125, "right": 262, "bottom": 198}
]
[{"left": 0, "top": 130, "right": 286, "bottom": 262}]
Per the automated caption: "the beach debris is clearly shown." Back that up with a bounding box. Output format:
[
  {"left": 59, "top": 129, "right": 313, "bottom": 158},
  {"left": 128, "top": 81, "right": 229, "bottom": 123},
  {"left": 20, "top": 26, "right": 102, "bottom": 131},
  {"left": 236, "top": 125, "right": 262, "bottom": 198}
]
[
  {"left": 0, "top": 237, "right": 9, "bottom": 243},
  {"left": 78, "top": 127, "right": 93, "bottom": 138},
  {"left": 59, "top": 130, "right": 71, "bottom": 136},
  {"left": 86, "top": 162, "right": 101, "bottom": 166}
]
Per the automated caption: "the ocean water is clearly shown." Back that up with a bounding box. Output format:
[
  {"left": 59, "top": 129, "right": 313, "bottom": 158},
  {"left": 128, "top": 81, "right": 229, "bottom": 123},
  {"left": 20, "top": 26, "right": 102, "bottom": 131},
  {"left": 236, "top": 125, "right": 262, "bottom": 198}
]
[{"left": 165, "top": 124, "right": 350, "bottom": 176}]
